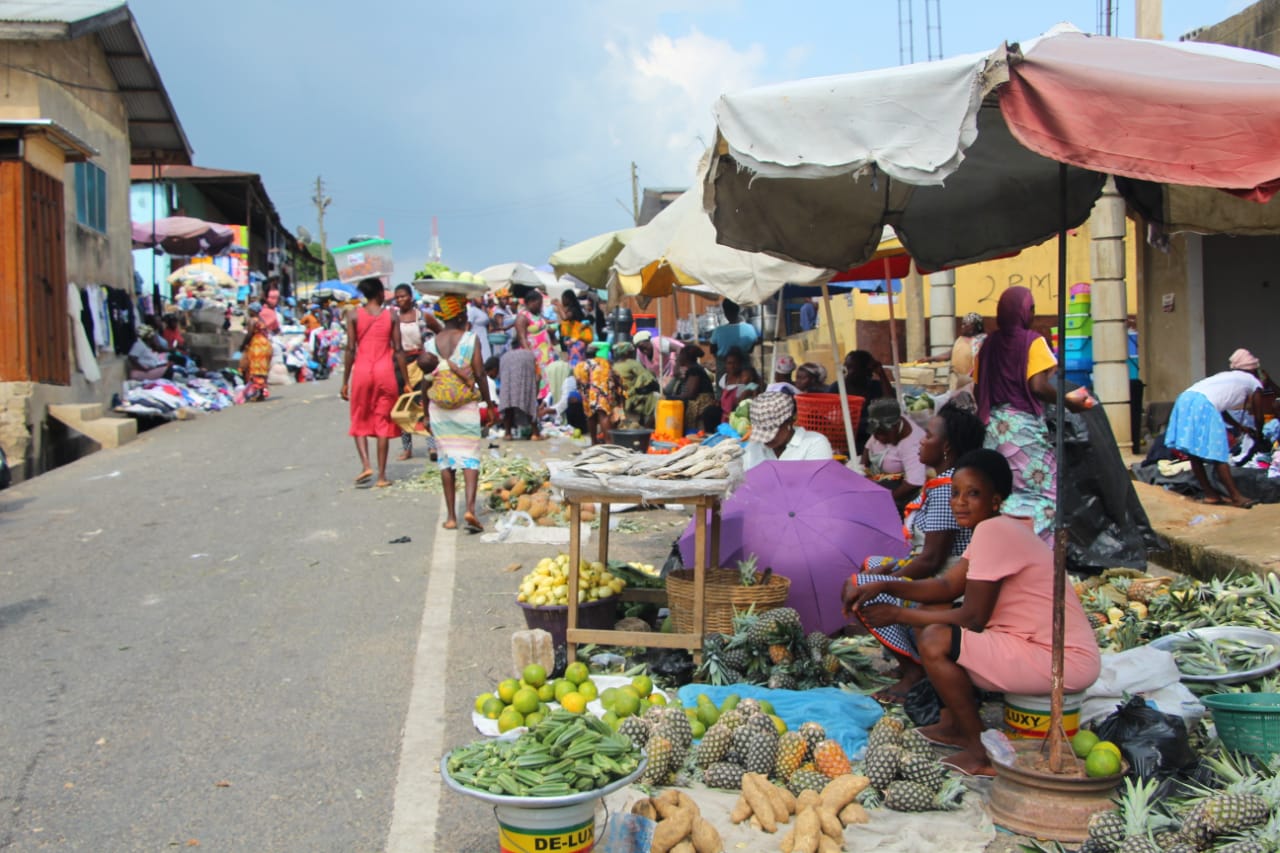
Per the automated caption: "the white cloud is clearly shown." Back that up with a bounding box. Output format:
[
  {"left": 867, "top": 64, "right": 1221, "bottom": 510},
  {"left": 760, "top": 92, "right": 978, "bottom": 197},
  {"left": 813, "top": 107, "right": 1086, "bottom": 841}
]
[{"left": 597, "top": 27, "right": 766, "bottom": 186}]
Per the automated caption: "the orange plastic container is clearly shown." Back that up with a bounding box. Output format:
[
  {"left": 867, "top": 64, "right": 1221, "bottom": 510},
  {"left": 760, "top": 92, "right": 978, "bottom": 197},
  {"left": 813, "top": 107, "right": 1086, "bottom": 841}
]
[{"left": 655, "top": 399, "right": 684, "bottom": 437}]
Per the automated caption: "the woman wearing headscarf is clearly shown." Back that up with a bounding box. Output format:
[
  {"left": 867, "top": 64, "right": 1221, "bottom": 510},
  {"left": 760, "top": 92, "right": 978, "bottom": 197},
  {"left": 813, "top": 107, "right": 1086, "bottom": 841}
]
[
  {"left": 974, "top": 286, "right": 1086, "bottom": 542},
  {"left": 793, "top": 362, "right": 828, "bottom": 393},
  {"left": 610, "top": 340, "right": 659, "bottom": 428},
  {"left": 924, "top": 312, "right": 988, "bottom": 390},
  {"left": 574, "top": 341, "right": 619, "bottom": 444},
  {"left": 498, "top": 338, "right": 542, "bottom": 440},
  {"left": 394, "top": 283, "right": 442, "bottom": 460},
  {"left": 238, "top": 302, "right": 274, "bottom": 401},
  {"left": 516, "top": 290, "right": 555, "bottom": 399},
  {"left": 423, "top": 294, "right": 492, "bottom": 531},
  {"left": 341, "top": 278, "right": 408, "bottom": 488},
  {"left": 1166, "top": 348, "right": 1267, "bottom": 508}
]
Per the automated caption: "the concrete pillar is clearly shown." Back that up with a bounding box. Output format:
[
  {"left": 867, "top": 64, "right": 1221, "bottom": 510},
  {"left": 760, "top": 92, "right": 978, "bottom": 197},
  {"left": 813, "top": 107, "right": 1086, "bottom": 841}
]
[
  {"left": 904, "top": 263, "right": 927, "bottom": 361},
  {"left": 1089, "top": 178, "right": 1131, "bottom": 440},
  {"left": 1135, "top": 0, "right": 1162, "bottom": 39},
  {"left": 928, "top": 269, "right": 957, "bottom": 357}
]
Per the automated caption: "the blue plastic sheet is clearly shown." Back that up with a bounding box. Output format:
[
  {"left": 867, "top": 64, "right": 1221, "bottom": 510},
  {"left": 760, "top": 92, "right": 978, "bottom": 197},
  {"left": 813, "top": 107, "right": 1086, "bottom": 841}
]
[{"left": 675, "top": 684, "right": 883, "bottom": 757}]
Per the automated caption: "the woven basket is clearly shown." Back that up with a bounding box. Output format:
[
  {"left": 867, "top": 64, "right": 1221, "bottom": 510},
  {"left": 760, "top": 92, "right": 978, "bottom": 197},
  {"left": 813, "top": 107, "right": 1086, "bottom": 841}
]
[{"left": 666, "top": 568, "right": 791, "bottom": 635}]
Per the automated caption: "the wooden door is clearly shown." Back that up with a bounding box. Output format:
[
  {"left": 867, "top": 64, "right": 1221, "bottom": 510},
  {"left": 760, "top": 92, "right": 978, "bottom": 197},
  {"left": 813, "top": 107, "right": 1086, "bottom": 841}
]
[{"left": 0, "top": 162, "right": 68, "bottom": 384}]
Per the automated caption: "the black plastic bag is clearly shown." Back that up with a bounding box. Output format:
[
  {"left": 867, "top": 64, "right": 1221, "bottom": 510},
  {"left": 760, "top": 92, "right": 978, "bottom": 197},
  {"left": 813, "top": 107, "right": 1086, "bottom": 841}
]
[
  {"left": 649, "top": 650, "right": 695, "bottom": 686},
  {"left": 661, "top": 540, "right": 684, "bottom": 578},
  {"left": 903, "top": 678, "right": 942, "bottom": 727},
  {"left": 1093, "top": 696, "right": 1197, "bottom": 780}
]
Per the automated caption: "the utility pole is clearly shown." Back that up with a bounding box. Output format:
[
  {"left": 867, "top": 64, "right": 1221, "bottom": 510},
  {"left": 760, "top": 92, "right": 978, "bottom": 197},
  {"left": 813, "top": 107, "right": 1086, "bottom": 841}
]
[
  {"left": 630, "top": 161, "right": 640, "bottom": 225},
  {"left": 312, "top": 175, "right": 332, "bottom": 279}
]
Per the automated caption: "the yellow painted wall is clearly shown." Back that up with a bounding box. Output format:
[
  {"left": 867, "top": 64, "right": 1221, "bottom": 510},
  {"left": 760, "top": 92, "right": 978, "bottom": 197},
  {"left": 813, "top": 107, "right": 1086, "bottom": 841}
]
[{"left": 782, "top": 218, "right": 1140, "bottom": 364}]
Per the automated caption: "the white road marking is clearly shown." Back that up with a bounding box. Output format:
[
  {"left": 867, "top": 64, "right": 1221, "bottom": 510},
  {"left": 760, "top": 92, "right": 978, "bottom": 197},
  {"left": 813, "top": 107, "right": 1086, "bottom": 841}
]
[{"left": 386, "top": 501, "right": 457, "bottom": 852}]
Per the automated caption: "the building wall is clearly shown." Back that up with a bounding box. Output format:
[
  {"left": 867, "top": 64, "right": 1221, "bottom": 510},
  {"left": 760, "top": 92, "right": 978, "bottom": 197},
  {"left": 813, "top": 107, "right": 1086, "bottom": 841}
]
[
  {"left": 1203, "top": 234, "right": 1280, "bottom": 376},
  {"left": 1188, "top": 0, "right": 1280, "bottom": 54},
  {"left": 0, "top": 34, "right": 137, "bottom": 481}
]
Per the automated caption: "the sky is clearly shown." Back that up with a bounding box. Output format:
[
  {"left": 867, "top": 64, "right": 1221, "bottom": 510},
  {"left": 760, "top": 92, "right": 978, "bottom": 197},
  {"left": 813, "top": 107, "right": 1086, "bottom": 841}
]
[{"left": 128, "top": 0, "right": 1247, "bottom": 282}]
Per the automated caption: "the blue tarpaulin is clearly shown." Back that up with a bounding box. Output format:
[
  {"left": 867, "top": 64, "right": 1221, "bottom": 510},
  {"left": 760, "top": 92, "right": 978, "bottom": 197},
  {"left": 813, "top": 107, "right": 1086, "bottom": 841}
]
[{"left": 676, "top": 684, "right": 883, "bottom": 757}]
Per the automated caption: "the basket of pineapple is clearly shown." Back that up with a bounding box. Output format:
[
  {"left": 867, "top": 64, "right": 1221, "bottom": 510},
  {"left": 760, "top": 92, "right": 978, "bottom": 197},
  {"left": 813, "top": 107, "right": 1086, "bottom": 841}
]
[{"left": 667, "top": 555, "right": 791, "bottom": 635}]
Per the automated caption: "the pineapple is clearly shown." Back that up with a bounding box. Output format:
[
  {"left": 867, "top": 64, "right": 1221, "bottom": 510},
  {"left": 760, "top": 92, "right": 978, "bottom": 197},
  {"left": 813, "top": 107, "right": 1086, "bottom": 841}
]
[
  {"left": 806, "top": 631, "right": 830, "bottom": 664},
  {"left": 933, "top": 776, "right": 966, "bottom": 811},
  {"left": 864, "top": 744, "right": 903, "bottom": 791},
  {"left": 704, "top": 761, "right": 746, "bottom": 790},
  {"left": 798, "top": 722, "right": 827, "bottom": 755},
  {"left": 773, "top": 731, "right": 809, "bottom": 781},
  {"left": 717, "top": 708, "right": 746, "bottom": 731},
  {"left": 736, "top": 698, "right": 764, "bottom": 718},
  {"left": 813, "top": 740, "right": 853, "bottom": 779},
  {"left": 743, "top": 726, "right": 779, "bottom": 777},
  {"left": 1114, "top": 836, "right": 1161, "bottom": 853},
  {"left": 768, "top": 642, "right": 795, "bottom": 665},
  {"left": 1086, "top": 810, "right": 1126, "bottom": 852},
  {"left": 899, "top": 728, "right": 933, "bottom": 755},
  {"left": 884, "top": 779, "right": 935, "bottom": 812},
  {"left": 788, "top": 768, "right": 830, "bottom": 796},
  {"left": 642, "top": 734, "right": 675, "bottom": 785},
  {"left": 721, "top": 644, "right": 752, "bottom": 673},
  {"left": 694, "top": 724, "right": 733, "bottom": 768},
  {"left": 1181, "top": 793, "right": 1270, "bottom": 848},
  {"left": 767, "top": 665, "right": 798, "bottom": 690},
  {"left": 736, "top": 554, "right": 760, "bottom": 586},
  {"left": 868, "top": 715, "right": 905, "bottom": 749},
  {"left": 1212, "top": 842, "right": 1266, "bottom": 853},
  {"left": 898, "top": 753, "right": 947, "bottom": 792},
  {"left": 1089, "top": 777, "right": 1167, "bottom": 853},
  {"left": 618, "top": 716, "right": 652, "bottom": 749},
  {"left": 655, "top": 708, "right": 693, "bottom": 755}
]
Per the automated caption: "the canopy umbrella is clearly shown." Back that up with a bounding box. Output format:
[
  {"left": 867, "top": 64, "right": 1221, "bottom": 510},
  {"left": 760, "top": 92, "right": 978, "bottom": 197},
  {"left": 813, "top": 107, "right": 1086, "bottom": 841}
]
[
  {"left": 702, "top": 23, "right": 1280, "bottom": 772},
  {"left": 477, "top": 262, "right": 544, "bottom": 295},
  {"left": 677, "top": 460, "right": 909, "bottom": 636},
  {"left": 548, "top": 227, "right": 637, "bottom": 288},
  {"left": 168, "top": 262, "right": 236, "bottom": 289},
  {"left": 132, "top": 216, "right": 236, "bottom": 257}
]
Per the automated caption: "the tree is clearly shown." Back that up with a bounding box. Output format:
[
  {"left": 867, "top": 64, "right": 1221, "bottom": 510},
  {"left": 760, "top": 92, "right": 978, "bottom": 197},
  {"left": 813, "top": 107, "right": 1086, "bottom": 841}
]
[{"left": 302, "top": 241, "right": 338, "bottom": 281}]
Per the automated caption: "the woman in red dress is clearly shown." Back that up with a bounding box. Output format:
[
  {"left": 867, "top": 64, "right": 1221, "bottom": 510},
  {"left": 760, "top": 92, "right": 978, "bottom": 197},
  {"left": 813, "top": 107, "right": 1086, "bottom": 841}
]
[{"left": 341, "top": 278, "right": 408, "bottom": 487}]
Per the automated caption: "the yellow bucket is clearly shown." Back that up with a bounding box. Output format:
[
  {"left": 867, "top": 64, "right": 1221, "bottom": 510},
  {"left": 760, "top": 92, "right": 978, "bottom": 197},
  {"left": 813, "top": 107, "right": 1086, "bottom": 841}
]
[
  {"left": 655, "top": 399, "right": 684, "bottom": 437},
  {"left": 1004, "top": 692, "right": 1084, "bottom": 738}
]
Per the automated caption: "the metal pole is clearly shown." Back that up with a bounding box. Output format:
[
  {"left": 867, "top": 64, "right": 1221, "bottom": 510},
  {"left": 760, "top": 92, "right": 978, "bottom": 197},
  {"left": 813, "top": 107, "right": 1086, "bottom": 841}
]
[
  {"left": 1048, "top": 162, "right": 1069, "bottom": 773},
  {"left": 820, "top": 279, "right": 857, "bottom": 459},
  {"left": 151, "top": 160, "right": 159, "bottom": 312},
  {"left": 884, "top": 258, "right": 905, "bottom": 407}
]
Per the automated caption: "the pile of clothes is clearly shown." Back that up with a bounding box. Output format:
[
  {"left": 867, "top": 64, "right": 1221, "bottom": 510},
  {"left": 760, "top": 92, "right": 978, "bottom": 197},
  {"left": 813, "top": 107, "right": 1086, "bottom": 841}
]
[{"left": 118, "top": 371, "right": 244, "bottom": 417}]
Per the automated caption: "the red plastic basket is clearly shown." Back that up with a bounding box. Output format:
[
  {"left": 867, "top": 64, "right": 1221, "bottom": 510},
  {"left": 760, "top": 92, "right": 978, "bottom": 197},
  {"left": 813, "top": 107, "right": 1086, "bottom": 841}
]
[{"left": 794, "top": 393, "right": 865, "bottom": 457}]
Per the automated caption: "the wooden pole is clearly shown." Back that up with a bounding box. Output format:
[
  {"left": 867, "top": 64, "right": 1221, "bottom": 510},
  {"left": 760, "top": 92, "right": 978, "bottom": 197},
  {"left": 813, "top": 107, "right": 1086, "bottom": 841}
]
[
  {"left": 820, "top": 278, "right": 857, "bottom": 458},
  {"left": 884, "top": 258, "right": 905, "bottom": 407},
  {"left": 1048, "top": 163, "right": 1069, "bottom": 773}
]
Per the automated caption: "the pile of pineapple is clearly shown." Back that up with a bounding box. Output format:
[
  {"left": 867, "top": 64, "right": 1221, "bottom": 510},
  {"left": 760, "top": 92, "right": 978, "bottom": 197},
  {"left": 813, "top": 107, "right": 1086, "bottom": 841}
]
[
  {"left": 1071, "top": 752, "right": 1280, "bottom": 853},
  {"left": 698, "top": 606, "right": 890, "bottom": 692},
  {"left": 859, "top": 715, "right": 967, "bottom": 813}
]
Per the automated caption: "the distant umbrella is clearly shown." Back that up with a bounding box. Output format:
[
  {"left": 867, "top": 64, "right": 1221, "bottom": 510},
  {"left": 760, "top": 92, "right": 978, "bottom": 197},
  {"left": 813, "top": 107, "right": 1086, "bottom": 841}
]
[
  {"left": 167, "top": 262, "right": 236, "bottom": 289},
  {"left": 678, "top": 460, "right": 909, "bottom": 635},
  {"left": 132, "top": 216, "right": 236, "bottom": 257}
]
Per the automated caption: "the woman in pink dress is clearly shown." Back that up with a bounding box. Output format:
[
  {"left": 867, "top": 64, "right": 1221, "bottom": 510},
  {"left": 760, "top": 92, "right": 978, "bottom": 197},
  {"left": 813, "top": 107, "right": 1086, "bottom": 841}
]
[
  {"left": 341, "top": 278, "right": 408, "bottom": 487},
  {"left": 843, "top": 448, "right": 1100, "bottom": 777}
]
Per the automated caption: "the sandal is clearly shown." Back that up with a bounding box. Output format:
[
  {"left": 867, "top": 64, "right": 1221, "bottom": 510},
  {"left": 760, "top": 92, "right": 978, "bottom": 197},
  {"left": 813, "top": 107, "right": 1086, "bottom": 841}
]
[
  {"left": 354, "top": 470, "right": 374, "bottom": 485},
  {"left": 464, "top": 512, "right": 484, "bottom": 533},
  {"left": 375, "top": 480, "right": 393, "bottom": 488}
]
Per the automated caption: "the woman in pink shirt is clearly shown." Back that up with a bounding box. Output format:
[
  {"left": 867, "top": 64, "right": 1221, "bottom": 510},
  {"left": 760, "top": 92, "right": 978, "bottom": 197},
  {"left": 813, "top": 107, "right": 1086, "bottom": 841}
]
[{"left": 843, "top": 448, "right": 1100, "bottom": 777}]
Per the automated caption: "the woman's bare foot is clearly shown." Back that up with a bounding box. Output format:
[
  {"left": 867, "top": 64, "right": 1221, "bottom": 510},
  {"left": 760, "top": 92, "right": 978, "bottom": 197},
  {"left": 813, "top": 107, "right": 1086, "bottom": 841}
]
[
  {"left": 396, "top": 450, "right": 412, "bottom": 461},
  {"left": 941, "top": 748, "right": 995, "bottom": 777},
  {"left": 375, "top": 479, "right": 393, "bottom": 488},
  {"left": 1229, "top": 497, "right": 1258, "bottom": 509},
  {"left": 464, "top": 512, "right": 484, "bottom": 533},
  {"left": 873, "top": 671, "right": 925, "bottom": 704},
  {"left": 442, "top": 519, "right": 458, "bottom": 530},
  {"left": 917, "top": 721, "right": 968, "bottom": 749}
]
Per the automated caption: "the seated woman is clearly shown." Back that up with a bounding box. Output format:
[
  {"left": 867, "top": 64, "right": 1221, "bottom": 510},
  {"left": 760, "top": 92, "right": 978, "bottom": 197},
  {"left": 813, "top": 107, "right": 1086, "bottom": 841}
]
[
  {"left": 842, "top": 449, "right": 1101, "bottom": 777},
  {"left": 853, "top": 403, "right": 986, "bottom": 700},
  {"left": 718, "top": 347, "right": 760, "bottom": 419},
  {"left": 862, "top": 398, "right": 929, "bottom": 513},
  {"left": 663, "top": 344, "right": 717, "bottom": 435},
  {"left": 610, "top": 341, "right": 660, "bottom": 428}
]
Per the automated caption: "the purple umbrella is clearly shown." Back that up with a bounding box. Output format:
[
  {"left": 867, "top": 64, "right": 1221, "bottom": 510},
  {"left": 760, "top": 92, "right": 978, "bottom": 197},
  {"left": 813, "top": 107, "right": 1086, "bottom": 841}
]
[
  {"left": 678, "top": 460, "right": 909, "bottom": 635},
  {"left": 131, "top": 216, "right": 236, "bottom": 257}
]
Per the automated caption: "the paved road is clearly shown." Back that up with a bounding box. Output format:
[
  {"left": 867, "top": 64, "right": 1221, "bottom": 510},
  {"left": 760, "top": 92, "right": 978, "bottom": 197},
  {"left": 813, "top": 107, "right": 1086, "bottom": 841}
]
[{"left": 0, "top": 378, "right": 686, "bottom": 852}]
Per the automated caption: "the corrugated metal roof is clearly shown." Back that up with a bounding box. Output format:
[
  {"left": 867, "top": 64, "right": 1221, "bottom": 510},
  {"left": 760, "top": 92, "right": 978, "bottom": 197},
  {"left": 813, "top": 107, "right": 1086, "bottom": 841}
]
[{"left": 0, "top": 1, "right": 124, "bottom": 24}]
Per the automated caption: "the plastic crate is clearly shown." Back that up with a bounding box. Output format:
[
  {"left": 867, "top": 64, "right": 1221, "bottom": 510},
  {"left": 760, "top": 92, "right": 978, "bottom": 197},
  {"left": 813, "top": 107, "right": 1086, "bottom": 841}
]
[
  {"left": 1202, "top": 693, "right": 1280, "bottom": 759},
  {"left": 795, "top": 393, "right": 866, "bottom": 458},
  {"left": 331, "top": 238, "right": 393, "bottom": 284},
  {"left": 1065, "top": 368, "right": 1093, "bottom": 388},
  {"left": 1064, "top": 314, "right": 1093, "bottom": 334},
  {"left": 1062, "top": 337, "right": 1093, "bottom": 369}
]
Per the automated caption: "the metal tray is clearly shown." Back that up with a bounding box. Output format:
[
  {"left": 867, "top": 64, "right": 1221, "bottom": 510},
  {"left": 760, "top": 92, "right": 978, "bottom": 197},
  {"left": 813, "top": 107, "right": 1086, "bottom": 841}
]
[
  {"left": 439, "top": 751, "right": 647, "bottom": 808},
  {"left": 1149, "top": 626, "right": 1280, "bottom": 684}
]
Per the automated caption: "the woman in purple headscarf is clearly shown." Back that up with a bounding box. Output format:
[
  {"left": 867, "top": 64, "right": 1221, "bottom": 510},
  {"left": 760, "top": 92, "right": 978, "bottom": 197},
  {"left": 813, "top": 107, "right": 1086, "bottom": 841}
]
[{"left": 974, "top": 287, "right": 1085, "bottom": 542}]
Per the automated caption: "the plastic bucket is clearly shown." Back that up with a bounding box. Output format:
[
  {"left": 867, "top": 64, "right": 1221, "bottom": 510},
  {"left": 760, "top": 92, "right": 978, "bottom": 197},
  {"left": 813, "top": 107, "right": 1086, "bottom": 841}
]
[
  {"left": 518, "top": 598, "right": 617, "bottom": 649},
  {"left": 655, "top": 399, "right": 684, "bottom": 438},
  {"left": 1004, "top": 692, "right": 1085, "bottom": 738},
  {"left": 496, "top": 800, "right": 597, "bottom": 853}
]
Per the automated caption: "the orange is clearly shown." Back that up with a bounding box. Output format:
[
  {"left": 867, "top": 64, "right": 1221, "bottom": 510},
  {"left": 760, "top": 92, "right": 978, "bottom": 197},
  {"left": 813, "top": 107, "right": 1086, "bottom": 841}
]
[{"left": 560, "top": 692, "right": 588, "bottom": 714}]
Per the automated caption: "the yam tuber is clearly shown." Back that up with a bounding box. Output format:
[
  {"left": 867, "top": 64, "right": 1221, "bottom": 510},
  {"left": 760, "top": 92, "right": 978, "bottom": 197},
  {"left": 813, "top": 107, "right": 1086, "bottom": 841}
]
[
  {"left": 820, "top": 774, "right": 871, "bottom": 814},
  {"left": 730, "top": 793, "right": 753, "bottom": 824},
  {"left": 817, "top": 836, "right": 843, "bottom": 853},
  {"left": 816, "top": 807, "right": 843, "bottom": 840},
  {"left": 742, "top": 774, "right": 778, "bottom": 833},
  {"left": 690, "top": 816, "right": 722, "bottom": 853},
  {"left": 780, "top": 829, "right": 796, "bottom": 853},
  {"left": 776, "top": 784, "right": 797, "bottom": 816},
  {"left": 793, "top": 807, "right": 821, "bottom": 853},
  {"left": 651, "top": 805, "right": 696, "bottom": 853},
  {"left": 631, "top": 798, "right": 658, "bottom": 821},
  {"left": 795, "top": 790, "right": 822, "bottom": 813},
  {"left": 838, "top": 802, "right": 869, "bottom": 826},
  {"left": 669, "top": 842, "right": 695, "bottom": 853}
]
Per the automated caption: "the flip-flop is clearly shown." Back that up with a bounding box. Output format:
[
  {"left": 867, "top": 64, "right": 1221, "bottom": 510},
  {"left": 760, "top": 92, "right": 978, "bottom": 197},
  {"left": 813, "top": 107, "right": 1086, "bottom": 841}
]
[
  {"left": 354, "top": 471, "right": 374, "bottom": 485},
  {"left": 1232, "top": 499, "right": 1258, "bottom": 510},
  {"left": 375, "top": 480, "right": 393, "bottom": 488},
  {"left": 464, "top": 513, "right": 484, "bottom": 533},
  {"left": 941, "top": 757, "right": 996, "bottom": 778},
  {"left": 872, "top": 686, "right": 913, "bottom": 705},
  {"left": 917, "top": 731, "right": 964, "bottom": 750}
]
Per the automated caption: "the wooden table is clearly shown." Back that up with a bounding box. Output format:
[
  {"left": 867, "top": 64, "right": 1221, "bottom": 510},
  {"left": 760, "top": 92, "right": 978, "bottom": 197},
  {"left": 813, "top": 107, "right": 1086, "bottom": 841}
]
[{"left": 561, "top": 486, "right": 722, "bottom": 664}]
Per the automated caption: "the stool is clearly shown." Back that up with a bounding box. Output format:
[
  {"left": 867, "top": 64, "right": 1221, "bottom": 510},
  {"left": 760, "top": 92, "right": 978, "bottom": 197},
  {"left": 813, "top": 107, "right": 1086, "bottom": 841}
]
[{"left": 1004, "top": 691, "right": 1085, "bottom": 738}]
